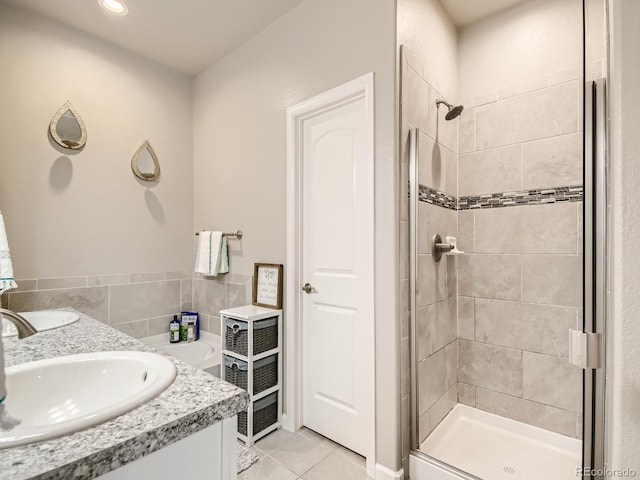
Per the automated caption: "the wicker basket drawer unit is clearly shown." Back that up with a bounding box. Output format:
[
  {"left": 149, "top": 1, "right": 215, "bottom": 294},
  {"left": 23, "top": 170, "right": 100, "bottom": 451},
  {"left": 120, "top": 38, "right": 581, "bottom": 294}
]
[{"left": 221, "top": 305, "right": 283, "bottom": 445}]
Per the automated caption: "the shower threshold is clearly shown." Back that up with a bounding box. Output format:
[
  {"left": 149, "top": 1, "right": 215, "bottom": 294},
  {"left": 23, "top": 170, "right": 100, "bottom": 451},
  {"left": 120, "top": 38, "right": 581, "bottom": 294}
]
[{"left": 417, "top": 404, "right": 581, "bottom": 480}]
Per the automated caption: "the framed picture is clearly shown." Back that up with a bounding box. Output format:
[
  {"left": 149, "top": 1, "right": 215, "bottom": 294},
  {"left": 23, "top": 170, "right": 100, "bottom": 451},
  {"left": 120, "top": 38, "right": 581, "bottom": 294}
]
[{"left": 252, "top": 263, "right": 283, "bottom": 309}]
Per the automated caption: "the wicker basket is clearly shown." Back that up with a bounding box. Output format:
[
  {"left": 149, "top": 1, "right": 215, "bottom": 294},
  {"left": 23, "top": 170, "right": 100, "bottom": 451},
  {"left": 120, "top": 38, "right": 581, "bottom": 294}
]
[
  {"left": 224, "top": 356, "right": 249, "bottom": 390},
  {"left": 225, "top": 316, "right": 278, "bottom": 356},
  {"left": 252, "top": 355, "right": 278, "bottom": 394},
  {"left": 237, "top": 392, "right": 278, "bottom": 436},
  {"left": 224, "top": 354, "right": 278, "bottom": 394}
]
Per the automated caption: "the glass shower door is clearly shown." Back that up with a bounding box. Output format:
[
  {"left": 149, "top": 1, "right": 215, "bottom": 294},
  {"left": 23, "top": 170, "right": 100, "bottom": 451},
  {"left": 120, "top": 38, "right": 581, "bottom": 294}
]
[{"left": 399, "top": 0, "right": 609, "bottom": 478}]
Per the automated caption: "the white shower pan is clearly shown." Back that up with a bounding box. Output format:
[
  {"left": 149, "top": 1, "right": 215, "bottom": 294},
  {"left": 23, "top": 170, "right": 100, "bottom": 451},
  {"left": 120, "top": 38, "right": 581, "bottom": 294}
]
[{"left": 412, "top": 404, "right": 581, "bottom": 480}]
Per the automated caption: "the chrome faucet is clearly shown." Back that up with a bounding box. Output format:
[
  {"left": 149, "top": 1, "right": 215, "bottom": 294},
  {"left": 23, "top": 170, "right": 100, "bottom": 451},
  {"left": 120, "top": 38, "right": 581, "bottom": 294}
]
[
  {"left": 0, "top": 309, "right": 37, "bottom": 338},
  {"left": 0, "top": 308, "right": 31, "bottom": 430}
]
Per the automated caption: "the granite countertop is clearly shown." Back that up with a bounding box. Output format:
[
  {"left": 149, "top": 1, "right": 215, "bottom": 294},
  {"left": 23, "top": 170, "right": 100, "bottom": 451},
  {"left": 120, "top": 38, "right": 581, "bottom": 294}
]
[{"left": 0, "top": 309, "right": 248, "bottom": 480}]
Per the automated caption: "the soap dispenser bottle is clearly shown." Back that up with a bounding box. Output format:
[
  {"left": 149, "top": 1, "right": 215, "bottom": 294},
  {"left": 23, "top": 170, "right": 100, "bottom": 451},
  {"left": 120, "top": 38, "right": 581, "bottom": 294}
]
[{"left": 169, "top": 315, "right": 181, "bottom": 343}]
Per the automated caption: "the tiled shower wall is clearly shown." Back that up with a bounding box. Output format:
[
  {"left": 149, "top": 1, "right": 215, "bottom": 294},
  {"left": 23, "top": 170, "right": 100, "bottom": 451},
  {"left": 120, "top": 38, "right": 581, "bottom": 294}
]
[
  {"left": 456, "top": 71, "right": 584, "bottom": 438},
  {"left": 400, "top": 45, "right": 460, "bottom": 453},
  {"left": 2, "top": 272, "right": 252, "bottom": 339}
]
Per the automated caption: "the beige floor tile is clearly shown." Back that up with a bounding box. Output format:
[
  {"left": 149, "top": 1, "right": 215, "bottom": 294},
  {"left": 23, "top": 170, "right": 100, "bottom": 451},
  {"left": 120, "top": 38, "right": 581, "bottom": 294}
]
[
  {"left": 301, "top": 429, "right": 366, "bottom": 469},
  {"left": 256, "top": 428, "right": 297, "bottom": 453},
  {"left": 333, "top": 445, "right": 366, "bottom": 470},
  {"left": 256, "top": 429, "right": 334, "bottom": 476},
  {"left": 298, "top": 427, "right": 338, "bottom": 448},
  {"left": 302, "top": 451, "right": 370, "bottom": 480},
  {"left": 238, "top": 455, "right": 298, "bottom": 480},
  {"left": 246, "top": 444, "right": 266, "bottom": 459}
]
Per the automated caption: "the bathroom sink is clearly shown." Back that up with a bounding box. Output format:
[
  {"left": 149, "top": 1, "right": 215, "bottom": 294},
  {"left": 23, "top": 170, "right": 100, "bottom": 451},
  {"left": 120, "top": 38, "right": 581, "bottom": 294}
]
[
  {"left": 2, "top": 310, "right": 79, "bottom": 337},
  {"left": 0, "top": 351, "right": 177, "bottom": 449}
]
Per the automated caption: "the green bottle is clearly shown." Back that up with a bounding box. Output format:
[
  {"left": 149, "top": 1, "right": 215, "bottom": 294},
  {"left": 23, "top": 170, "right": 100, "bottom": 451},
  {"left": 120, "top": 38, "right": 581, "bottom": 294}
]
[{"left": 170, "top": 315, "right": 181, "bottom": 343}]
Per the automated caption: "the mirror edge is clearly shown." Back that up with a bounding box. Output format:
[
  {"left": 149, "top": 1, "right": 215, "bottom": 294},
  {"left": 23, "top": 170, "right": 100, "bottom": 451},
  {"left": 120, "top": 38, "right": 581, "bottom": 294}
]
[
  {"left": 131, "top": 140, "right": 161, "bottom": 182},
  {"left": 49, "top": 100, "right": 87, "bottom": 150}
]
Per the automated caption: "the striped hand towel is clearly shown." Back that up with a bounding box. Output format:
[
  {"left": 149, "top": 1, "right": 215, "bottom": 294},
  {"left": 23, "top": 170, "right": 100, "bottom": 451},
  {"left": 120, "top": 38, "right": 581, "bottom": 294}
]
[{"left": 195, "top": 231, "right": 229, "bottom": 276}]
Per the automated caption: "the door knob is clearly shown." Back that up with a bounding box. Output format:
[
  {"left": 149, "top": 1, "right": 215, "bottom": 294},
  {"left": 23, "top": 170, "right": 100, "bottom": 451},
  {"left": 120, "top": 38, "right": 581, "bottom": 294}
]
[{"left": 302, "top": 283, "right": 313, "bottom": 294}]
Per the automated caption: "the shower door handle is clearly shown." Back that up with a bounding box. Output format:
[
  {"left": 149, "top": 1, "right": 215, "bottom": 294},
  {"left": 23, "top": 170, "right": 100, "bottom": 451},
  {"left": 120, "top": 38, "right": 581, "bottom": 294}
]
[{"left": 302, "top": 283, "right": 313, "bottom": 294}]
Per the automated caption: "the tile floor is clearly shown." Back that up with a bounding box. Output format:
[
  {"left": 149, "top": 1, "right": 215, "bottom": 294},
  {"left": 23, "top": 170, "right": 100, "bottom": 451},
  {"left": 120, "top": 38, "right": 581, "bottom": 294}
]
[{"left": 240, "top": 427, "right": 372, "bottom": 480}]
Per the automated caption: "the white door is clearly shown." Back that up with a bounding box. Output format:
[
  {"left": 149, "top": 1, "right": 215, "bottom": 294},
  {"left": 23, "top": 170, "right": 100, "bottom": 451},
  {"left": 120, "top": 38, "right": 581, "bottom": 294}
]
[{"left": 296, "top": 75, "right": 374, "bottom": 460}]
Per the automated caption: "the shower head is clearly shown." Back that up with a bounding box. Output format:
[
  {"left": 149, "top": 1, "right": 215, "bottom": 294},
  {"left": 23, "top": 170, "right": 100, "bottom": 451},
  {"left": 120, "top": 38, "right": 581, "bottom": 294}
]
[{"left": 436, "top": 99, "right": 464, "bottom": 121}]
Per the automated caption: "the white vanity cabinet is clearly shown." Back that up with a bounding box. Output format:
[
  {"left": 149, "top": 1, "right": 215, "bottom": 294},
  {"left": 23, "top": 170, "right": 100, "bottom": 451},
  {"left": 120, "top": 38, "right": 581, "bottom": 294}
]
[{"left": 97, "top": 417, "right": 238, "bottom": 480}]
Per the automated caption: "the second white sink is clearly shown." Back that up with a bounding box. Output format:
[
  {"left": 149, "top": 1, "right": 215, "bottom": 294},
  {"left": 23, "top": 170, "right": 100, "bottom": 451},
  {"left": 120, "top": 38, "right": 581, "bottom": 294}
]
[
  {"left": 0, "top": 351, "right": 177, "bottom": 449},
  {"left": 2, "top": 310, "right": 79, "bottom": 337}
]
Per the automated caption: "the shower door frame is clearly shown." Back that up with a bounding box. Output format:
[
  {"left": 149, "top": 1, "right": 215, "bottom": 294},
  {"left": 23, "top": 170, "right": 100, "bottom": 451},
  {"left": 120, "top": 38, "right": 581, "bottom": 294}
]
[
  {"left": 582, "top": 76, "right": 608, "bottom": 477},
  {"left": 582, "top": 1, "right": 609, "bottom": 474},
  {"left": 408, "top": 128, "right": 418, "bottom": 452}
]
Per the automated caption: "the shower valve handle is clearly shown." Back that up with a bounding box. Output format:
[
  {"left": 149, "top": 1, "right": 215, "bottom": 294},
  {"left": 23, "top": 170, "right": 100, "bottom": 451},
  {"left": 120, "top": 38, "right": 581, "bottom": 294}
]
[
  {"left": 435, "top": 242, "right": 454, "bottom": 252},
  {"left": 432, "top": 234, "right": 455, "bottom": 262}
]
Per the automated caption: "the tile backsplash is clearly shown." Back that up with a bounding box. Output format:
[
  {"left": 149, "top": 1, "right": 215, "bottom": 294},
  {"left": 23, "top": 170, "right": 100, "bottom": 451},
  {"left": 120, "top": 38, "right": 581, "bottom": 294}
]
[
  {"left": 2, "top": 272, "right": 252, "bottom": 339},
  {"left": 193, "top": 274, "right": 253, "bottom": 335}
]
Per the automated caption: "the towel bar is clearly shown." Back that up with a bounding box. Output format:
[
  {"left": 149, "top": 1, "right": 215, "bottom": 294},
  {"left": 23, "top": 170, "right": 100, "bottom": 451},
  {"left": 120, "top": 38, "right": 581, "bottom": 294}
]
[{"left": 195, "top": 230, "right": 243, "bottom": 239}]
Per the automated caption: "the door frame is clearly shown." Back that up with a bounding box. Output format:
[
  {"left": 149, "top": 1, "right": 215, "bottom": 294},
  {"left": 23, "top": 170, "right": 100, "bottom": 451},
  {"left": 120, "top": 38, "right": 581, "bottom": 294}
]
[{"left": 284, "top": 72, "right": 376, "bottom": 473}]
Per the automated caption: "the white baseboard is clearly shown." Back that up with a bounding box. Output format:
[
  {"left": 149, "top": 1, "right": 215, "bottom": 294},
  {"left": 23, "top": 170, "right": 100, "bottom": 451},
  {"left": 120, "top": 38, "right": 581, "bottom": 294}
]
[
  {"left": 375, "top": 463, "right": 404, "bottom": 480},
  {"left": 281, "top": 413, "right": 295, "bottom": 432}
]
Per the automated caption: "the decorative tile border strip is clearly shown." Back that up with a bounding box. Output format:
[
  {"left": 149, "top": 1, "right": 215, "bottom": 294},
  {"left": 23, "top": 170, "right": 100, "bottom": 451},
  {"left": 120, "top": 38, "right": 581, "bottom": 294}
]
[
  {"left": 417, "top": 184, "right": 584, "bottom": 211},
  {"left": 418, "top": 185, "right": 457, "bottom": 210},
  {"left": 458, "top": 185, "right": 584, "bottom": 210}
]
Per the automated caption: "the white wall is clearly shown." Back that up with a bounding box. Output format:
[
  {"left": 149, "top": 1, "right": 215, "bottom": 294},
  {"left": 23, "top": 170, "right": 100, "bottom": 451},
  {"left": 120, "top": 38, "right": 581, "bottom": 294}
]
[
  {"left": 0, "top": 3, "right": 194, "bottom": 279},
  {"left": 458, "top": 0, "right": 582, "bottom": 103},
  {"left": 397, "top": 0, "right": 458, "bottom": 102},
  {"left": 607, "top": 0, "right": 640, "bottom": 473},
  {"left": 193, "top": 0, "right": 400, "bottom": 471}
]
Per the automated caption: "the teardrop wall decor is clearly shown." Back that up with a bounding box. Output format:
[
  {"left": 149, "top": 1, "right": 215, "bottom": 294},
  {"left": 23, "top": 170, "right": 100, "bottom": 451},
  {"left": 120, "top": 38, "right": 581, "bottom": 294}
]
[
  {"left": 49, "top": 101, "right": 87, "bottom": 150},
  {"left": 131, "top": 140, "right": 161, "bottom": 182}
]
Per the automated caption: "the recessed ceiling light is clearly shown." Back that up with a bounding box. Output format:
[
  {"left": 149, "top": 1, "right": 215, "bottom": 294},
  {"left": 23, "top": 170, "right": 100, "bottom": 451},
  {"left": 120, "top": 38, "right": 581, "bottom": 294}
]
[{"left": 98, "top": 0, "right": 128, "bottom": 15}]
